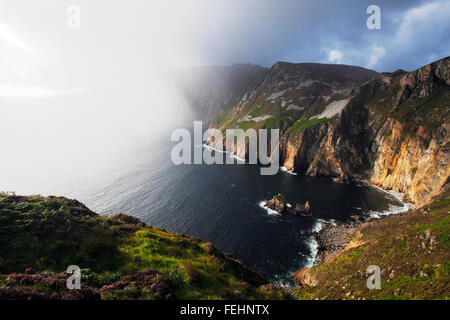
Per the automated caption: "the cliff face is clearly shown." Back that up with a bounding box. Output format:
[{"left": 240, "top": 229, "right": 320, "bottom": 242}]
[
  {"left": 209, "top": 57, "right": 450, "bottom": 207},
  {"left": 366, "top": 58, "right": 450, "bottom": 206},
  {"left": 369, "top": 119, "right": 449, "bottom": 206}
]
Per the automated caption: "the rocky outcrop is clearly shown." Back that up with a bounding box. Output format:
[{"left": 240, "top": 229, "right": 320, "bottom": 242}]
[
  {"left": 292, "top": 268, "right": 317, "bottom": 287},
  {"left": 294, "top": 201, "right": 311, "bottom": 216},
  {"left": 264, "top": 194, "right": 286, "bottom": 214},
  {"left": 395, "top": 58, "right": 450, "bottom": 105}
]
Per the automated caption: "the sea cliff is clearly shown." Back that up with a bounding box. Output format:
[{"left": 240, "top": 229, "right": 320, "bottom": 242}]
[{"left": 209, "top": 57, "right": 450, "bottom": 207}]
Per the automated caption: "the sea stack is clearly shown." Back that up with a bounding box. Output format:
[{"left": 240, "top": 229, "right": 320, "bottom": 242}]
[
  {"left": 294, "top": 201, "right": 311, "bottom": 216},
  {"left": 264, "top": 193, "right": 286, "bottom": 214}
]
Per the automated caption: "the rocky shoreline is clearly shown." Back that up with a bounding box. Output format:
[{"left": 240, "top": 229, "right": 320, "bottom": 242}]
[
  {"left": 310, "top": 220, "right": 361, "bottom": 265},
  {"left": 292, "top": 208, "right": 412, "bottom": 286},
  {"left": 307, "top": 208, "right": 411, "bottom": 267},
  {"left": 308, "top": 183, "right": 414, "bottom": 266}
]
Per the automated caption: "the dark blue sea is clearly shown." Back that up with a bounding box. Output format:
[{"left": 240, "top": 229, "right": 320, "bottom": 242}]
[{"left": 60, "top": 126, "right": 406, "bottom": 285}]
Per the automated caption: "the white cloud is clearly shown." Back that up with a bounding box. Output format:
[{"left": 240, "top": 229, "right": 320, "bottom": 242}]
[
  {"left": 0, "top": 85, "right": 85, "bottom": 99},
  {"left": 14, "top": 70, "right": 25, "bottom": 80},
  {"left": 0, "top": 23, "right": 31, "bottom": 51},
  {"left": 394, "top": 1, "right": 447, "bottom": 45},
  {"left": 328, "top": 49, "right": 343, "bottom": 64},
  {"left": 366, "top": 45, "right": 386, "bottom": 68}
]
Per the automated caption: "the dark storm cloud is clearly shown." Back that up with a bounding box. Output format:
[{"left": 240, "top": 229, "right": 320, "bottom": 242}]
[{"left": 198, "top": 0, "right": 450, "bottom": 72}]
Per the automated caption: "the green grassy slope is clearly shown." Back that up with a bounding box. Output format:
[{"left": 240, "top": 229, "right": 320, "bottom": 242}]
[
  {"left": 0, "top": 193, "right": 289, "bottom": 300},
  {"left": 293, "top": 197, "right": 450, "bottom": 300}
]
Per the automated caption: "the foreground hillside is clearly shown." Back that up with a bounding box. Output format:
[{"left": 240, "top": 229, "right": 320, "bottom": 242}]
[
  {"left": 209, "top": 57, "right": 450, "bottom": 207},
  {"left": 0, "top": 193, "right": 289, "bottom": 300},
  {"left": 293, "top": 193, "right": 450, "bottom": 300}
]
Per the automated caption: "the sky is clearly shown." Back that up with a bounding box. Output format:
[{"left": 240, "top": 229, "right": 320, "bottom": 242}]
[{"left": 0, "top": 0, "right": 449, "bottom": 194}]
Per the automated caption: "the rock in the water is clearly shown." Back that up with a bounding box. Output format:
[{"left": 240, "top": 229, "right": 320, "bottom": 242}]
[
  {"left": 294, "top": 201, "right": 311, "bottom": 216},
  {"left": 264, "top": 193, "right": 286, "bottom": 214}
]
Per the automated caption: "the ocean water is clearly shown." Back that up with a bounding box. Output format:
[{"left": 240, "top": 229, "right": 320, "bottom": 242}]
[{"left": 59, "top": 126, "right": 405, "bottom": 285}]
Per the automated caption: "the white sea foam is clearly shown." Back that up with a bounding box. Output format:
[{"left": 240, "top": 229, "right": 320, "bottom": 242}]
[
  {"left": 232, "top": 154, "right": 246, "bottom": 162},
  {"left": 364, "top": 184, "right": 413, "bottom": 218},
  {"left": 304, "top": 237, "right": 319, "bottom": 268},
  {"left": 280, "top": 166, "right": 298, "bottom": 175},
  {"left": 312, "top": 218, "right": 326, "bottom": 232},
  {"left": 204, "top": 144, "right": 245, "bottom": 162},
  {"left": 258, "top": 200, "right": 280, "bottom": 216},
  {"left": 329, "top": 218, "right": 337, "bottom": 227},
  {"left": 367, "top": 203, "right": 410, "bottom": 218},
  {"left": 203, "top": 144, "right": 228, "bottom": 154},
  {"left": 304, "top": 218, "right": 329, "bottom": 268}
]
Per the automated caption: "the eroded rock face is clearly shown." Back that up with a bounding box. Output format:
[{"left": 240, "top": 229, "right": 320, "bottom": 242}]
[
  {"left": 264, "top": 194, "right": 286, "bottom": 214},
  {"left": 369, "top": 122, "right": 449, "bottom": 207},
  {"left": 396, "top": 58, "right": 450, "bottom": 105},
  {"left": 209, "top": 57, "right": 450, "bottom": 206},
  {"left": 291, "top": 268, "right": 317, "bottom": 287},
  {"left": 279, "top": 58, "right": 450, "bottom": 206},
  {"left": 365, "top": 58, "right": 450, "bottom": 206}
]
